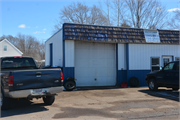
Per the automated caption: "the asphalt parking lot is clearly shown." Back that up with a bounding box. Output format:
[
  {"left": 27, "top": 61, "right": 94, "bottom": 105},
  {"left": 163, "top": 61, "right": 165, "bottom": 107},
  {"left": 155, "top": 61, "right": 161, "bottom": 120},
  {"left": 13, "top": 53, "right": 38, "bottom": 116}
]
[{"left": 1, "top": 87, "right": 180, "bottom": 120}]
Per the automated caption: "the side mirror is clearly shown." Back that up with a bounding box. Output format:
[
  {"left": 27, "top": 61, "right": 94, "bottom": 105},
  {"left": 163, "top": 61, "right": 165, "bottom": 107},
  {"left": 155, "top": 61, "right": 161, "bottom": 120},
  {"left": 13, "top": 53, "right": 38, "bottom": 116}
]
[{"left": 160, "top": 66, "right": 163, "bottom": 71}]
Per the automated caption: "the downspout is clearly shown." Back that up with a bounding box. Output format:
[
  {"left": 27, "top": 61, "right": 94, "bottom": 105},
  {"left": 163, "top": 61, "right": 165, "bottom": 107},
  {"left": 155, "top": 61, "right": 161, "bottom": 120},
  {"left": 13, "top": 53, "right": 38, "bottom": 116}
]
[{"left": 126, "top": 43, "right": 129, "bottom": 85}]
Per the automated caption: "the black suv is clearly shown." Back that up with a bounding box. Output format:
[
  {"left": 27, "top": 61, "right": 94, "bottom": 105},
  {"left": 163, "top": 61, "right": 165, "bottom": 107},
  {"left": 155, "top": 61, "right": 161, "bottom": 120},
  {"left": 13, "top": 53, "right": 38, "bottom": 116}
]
[{"left": 146, "top": 61, "right": 179, "bottom": 91}]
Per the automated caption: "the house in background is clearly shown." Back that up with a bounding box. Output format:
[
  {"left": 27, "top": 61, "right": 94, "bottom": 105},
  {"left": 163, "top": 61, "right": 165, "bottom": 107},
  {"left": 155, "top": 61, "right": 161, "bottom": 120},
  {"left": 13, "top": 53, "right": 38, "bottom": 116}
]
[{"left": 0, "top": 39, "right": 23, "bottom": 57}]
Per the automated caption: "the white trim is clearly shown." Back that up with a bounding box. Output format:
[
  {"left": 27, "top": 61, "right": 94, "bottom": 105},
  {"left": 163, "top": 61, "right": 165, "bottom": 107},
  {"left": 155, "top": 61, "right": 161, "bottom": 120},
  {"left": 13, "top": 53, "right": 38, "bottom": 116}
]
[
  {"left": 175, "top": 57, "right": 179, "bottom": 61},
  {"left": 0, "top": 39, "right": 23, "bottom": 55},
  {"left": 151, "top": 57, "right": 160, "bottom": 71}
]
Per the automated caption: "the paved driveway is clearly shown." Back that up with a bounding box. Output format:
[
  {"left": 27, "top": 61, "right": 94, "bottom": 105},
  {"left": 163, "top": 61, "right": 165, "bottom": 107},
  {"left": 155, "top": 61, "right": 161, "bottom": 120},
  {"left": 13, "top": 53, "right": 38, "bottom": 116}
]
[{"left": 1, "top": 87, "right": 179, "bottom": 120}]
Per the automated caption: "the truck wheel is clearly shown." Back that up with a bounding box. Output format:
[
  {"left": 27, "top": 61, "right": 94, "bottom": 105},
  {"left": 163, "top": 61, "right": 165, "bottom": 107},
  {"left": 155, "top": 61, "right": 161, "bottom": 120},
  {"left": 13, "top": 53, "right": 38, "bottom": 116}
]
[
  {"left": 148, "top": 79, "right": 158, "bottom": 91},
  {"left": 43, "top": 96, "right": 55, "bottom": 105},
  {"left": 1, "top": 89, "right": 10, "bottom": 110},
  {"left": 64, "top": 80, "right": 76, "bottom": 91},
  {"left": 129, "top": 77, "right": 139, "bottom": 87},
  {"left": 172, "top": 88, "right": 179, "bottom": 91}
]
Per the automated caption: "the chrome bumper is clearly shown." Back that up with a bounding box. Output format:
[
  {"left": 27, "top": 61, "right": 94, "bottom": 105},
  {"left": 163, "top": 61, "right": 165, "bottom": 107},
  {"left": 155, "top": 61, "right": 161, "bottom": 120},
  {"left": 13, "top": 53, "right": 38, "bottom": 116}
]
[{"left": 8, "top": 86, "right": 64, "bottom": 98}]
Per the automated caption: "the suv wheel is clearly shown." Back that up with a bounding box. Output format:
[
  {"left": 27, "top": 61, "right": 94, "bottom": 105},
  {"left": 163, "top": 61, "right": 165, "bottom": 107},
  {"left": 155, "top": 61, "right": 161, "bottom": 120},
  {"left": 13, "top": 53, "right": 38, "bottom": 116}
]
[{"left": 148, "top": 79, "right": 158, "bottom": 91}]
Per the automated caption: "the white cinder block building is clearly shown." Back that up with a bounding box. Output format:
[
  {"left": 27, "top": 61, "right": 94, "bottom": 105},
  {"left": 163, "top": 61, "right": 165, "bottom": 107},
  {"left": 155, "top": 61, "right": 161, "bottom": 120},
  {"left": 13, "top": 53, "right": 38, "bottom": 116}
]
[
  {"left": 0, "top": 39, "right": 23, "bottom": 57},
  {"left": 45, "top": 23, "right": 180, "bottom": 87}
]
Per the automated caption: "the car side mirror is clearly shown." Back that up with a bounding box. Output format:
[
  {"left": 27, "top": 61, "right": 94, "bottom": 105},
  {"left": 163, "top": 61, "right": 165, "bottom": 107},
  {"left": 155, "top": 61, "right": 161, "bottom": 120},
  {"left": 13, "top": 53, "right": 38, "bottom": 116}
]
[
  {"left": 160, "top": 66, "right": 164, "bottom": 70},
  {"left": 160, "top": 66, "right": 163, "bottom": 71}
]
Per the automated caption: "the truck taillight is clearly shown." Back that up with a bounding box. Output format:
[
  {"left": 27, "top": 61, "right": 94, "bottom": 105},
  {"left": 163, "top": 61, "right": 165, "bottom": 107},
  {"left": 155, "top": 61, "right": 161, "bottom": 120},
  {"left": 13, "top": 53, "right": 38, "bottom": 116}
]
[
  {"left": 60, "top": 72, "right": 63, "bottom": 83},
  {"left": 14, "top": 56, "right": 22, "bottom": 58},
  {"left": 8, "top": 75, "right": 14, "bottom": 87}
]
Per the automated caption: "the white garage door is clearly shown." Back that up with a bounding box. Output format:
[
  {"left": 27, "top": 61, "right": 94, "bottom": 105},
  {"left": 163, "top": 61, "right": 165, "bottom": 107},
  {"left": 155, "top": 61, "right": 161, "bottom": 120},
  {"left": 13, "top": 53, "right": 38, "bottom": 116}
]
[{"left": 75, "top": 41, "right": 116, "bottom": 87}]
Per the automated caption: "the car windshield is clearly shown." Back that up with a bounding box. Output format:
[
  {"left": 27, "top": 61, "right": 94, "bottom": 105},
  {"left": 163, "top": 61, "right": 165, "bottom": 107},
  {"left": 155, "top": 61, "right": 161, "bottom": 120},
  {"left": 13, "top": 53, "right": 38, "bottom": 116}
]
[
  {"left": 1, "top": 58, "right": 37, "bottom": 69},
  {"left": 164, "top": 62, "right": 175, "bottom": 70}
]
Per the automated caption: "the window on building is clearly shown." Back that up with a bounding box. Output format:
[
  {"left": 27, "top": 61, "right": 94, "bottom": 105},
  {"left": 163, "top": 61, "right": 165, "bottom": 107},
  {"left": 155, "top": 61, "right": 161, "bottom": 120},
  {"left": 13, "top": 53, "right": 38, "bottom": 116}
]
[
  {"left": 3, "top": 45, "right": 7, "bottom": 51},
  {"left": 151, "top": 57, "right": 160, "bottom": 71},
  {"left": 163, "top": 58, "right": 169, "bottom": 66},
  {"left": 175, "top": 57, "right": 179, "bottom": 61}
]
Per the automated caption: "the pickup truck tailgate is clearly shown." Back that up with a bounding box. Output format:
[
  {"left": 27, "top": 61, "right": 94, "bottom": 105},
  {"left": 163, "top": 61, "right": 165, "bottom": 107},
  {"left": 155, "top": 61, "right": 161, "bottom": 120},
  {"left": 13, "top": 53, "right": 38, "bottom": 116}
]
[{"left": 11, "top": 69, "right": 62, "bottom": 91}]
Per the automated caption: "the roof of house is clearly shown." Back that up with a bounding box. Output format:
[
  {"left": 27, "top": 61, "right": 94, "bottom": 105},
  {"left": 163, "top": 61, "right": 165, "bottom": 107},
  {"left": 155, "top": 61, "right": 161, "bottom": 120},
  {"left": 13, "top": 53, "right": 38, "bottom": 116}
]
[
  {"left": 0, "top": 39, "right": 23, "bottom": 55},
  {"left": 62, "top": 23, "right": 179, "bottom": 44}
]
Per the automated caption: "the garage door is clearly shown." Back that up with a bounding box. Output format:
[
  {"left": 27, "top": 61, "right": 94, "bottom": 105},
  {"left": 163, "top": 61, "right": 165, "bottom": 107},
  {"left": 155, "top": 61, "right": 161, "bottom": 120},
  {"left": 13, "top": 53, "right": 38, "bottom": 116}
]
[{"left": 75, "top": 41, "right": 116, "bottom": 87}]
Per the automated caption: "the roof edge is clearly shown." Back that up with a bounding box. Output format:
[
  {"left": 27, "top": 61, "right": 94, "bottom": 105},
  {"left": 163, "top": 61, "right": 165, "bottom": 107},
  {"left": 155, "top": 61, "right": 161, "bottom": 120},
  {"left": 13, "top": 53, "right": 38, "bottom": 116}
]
[
  {"left": 1, "top": 39, "right": 23, "bottom": 55},
  {"left": 45, "top": 29, "right": 62, "bottom": 43}
]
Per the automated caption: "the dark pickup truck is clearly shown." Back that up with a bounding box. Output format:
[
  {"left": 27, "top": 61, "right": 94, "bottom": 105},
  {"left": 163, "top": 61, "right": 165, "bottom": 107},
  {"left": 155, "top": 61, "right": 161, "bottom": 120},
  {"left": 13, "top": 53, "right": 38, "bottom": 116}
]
[
  {"left": 1, "top": 56, "right": 64, "bottom": 110},
  {"left": 146, "top": 61, "right": 179, "bottom": 91}
]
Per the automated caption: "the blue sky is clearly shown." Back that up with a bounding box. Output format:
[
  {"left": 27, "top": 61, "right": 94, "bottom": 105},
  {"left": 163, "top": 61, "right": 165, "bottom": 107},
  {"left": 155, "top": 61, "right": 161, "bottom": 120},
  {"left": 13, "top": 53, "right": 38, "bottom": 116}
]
[{"left": 0, "top": 0, "right": 179, "bottom": 42}]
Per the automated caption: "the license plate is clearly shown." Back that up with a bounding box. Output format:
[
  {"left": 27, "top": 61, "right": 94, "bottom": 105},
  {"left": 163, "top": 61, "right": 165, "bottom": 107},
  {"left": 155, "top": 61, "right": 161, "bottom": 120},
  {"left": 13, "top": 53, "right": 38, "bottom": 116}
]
[{"left": 31, "top": 89, "right": 47, "bottom": 95}]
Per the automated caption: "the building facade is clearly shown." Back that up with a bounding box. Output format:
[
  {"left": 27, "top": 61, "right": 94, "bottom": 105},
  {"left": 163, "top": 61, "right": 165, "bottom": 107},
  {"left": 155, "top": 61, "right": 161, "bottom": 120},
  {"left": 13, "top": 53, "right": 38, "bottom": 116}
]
[
  {"left": 45, "top": 23, "right": 180, "bottom": 87},
  {"left": 0, "top": 39, "right": 23, "bottom": 57}
]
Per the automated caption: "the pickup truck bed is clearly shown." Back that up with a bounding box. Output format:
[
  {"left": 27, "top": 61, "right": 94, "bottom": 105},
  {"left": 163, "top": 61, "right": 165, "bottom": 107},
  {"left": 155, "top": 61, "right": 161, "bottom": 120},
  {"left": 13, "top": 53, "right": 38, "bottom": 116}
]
[{"left": 1, "top": 57, "right": 64, "bottom": 110}]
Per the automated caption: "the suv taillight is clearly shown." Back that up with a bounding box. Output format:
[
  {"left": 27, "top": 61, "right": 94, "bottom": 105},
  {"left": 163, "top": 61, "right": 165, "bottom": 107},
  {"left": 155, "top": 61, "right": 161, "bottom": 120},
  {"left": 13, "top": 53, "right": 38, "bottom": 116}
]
[
  {"left": 60, "top": 72, "right": 63, "bottom": 83},
  {"left": 8, "top": 75, "right": 14, "bottom": 87}
]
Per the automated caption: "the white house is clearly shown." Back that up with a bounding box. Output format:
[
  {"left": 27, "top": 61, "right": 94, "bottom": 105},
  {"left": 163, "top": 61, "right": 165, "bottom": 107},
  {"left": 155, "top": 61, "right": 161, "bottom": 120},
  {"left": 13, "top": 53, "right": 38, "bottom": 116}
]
[
  {"left": 45, "top": 23, "right": 180, "bottom": 87},
  {"left": 0, "top": 39, "right": 23, "bottom": 57}
]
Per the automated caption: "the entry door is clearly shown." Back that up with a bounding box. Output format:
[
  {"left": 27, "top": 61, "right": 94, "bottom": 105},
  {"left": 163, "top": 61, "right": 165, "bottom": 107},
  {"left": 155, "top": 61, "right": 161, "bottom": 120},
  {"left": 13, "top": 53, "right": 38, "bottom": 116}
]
[
  {"left": 163, "top": 56, "right": 172, "bottom": 67},
  {"left": 75, "top": 41, "right": 116, "bottom": 87}
]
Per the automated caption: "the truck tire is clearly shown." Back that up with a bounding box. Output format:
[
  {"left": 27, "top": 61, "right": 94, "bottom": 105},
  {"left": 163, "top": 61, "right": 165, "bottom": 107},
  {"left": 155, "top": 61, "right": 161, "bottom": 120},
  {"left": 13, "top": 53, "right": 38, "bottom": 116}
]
[
  {"left": 148, "top": 79, "right": 158, "bottom": 91},
  {"left": 43, "top": 95, "right": 55, "bottom": 105},
  {"left": 1, "top": 89, "right": 10, "bottom": 110},
  {"left": 64, "top": 80, "right": 76, "bottom": 91},
  {"left": 129, "top": 77, "right": 139, "bottom": 87}
]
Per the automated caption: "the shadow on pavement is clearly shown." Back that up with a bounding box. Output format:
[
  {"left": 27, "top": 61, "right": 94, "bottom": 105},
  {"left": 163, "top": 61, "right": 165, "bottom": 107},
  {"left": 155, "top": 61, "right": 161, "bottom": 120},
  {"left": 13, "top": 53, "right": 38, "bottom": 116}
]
[
  {"left": 1, "top": 98, "right": 48, "bottom": 118},
  {"left": 64, "top": 86, "right": 121, "bottom": 92},
  {"left": 138, "top": 88, "right": 179, "bottom": 102}
]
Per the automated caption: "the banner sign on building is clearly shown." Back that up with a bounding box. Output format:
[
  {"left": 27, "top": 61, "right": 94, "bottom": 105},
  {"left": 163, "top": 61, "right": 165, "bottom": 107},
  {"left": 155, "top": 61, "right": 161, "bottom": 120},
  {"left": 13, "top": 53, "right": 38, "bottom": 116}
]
[{"left": 144, "top": 30, "right": 160, "bottom": 43}]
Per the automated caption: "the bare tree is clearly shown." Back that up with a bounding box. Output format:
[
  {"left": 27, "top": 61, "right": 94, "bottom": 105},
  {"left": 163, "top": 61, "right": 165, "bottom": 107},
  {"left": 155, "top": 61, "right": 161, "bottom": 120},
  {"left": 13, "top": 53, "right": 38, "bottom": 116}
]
[
  {"left": 121, "top": 22, "right": 131, "bottom": 27},
  {"left": 56, "top": 2, "right": 89, "bottom": 28},
  {"left": 37, "top": 42, "right": 45, "bottom": 61},
  {"left": 17, "top": 34, "right": 26, "bottom": 54},
  {"left": 88, "top": 5, "right": 108, "bottom": 25},
  {"left": 125, "top": 0, "right": 168, "bottom": 29},
  {"left": 111, "top": 0, "right": 127, "bottom": 26},
  {"left": 103, "top": 0, "right": 111, "bottom": 25},
  {"left": 54, "top": 2, "right": 109, "bottom": 32},
  {"left": 0, "top": 34, "right": 45, "bottom": 61},
  {"left": 0, "top": 35, "right": 19, "bottom": 47},
  {"left": 168, "top": 10, "right": 180, "bottom": 30}
]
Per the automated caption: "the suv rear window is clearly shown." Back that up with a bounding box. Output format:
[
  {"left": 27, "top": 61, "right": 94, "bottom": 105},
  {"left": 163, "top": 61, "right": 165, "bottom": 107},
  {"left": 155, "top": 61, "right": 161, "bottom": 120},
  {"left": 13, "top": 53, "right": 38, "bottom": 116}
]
[{"left": 1, "top": 58, "right": 37, "bottom": 69}]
